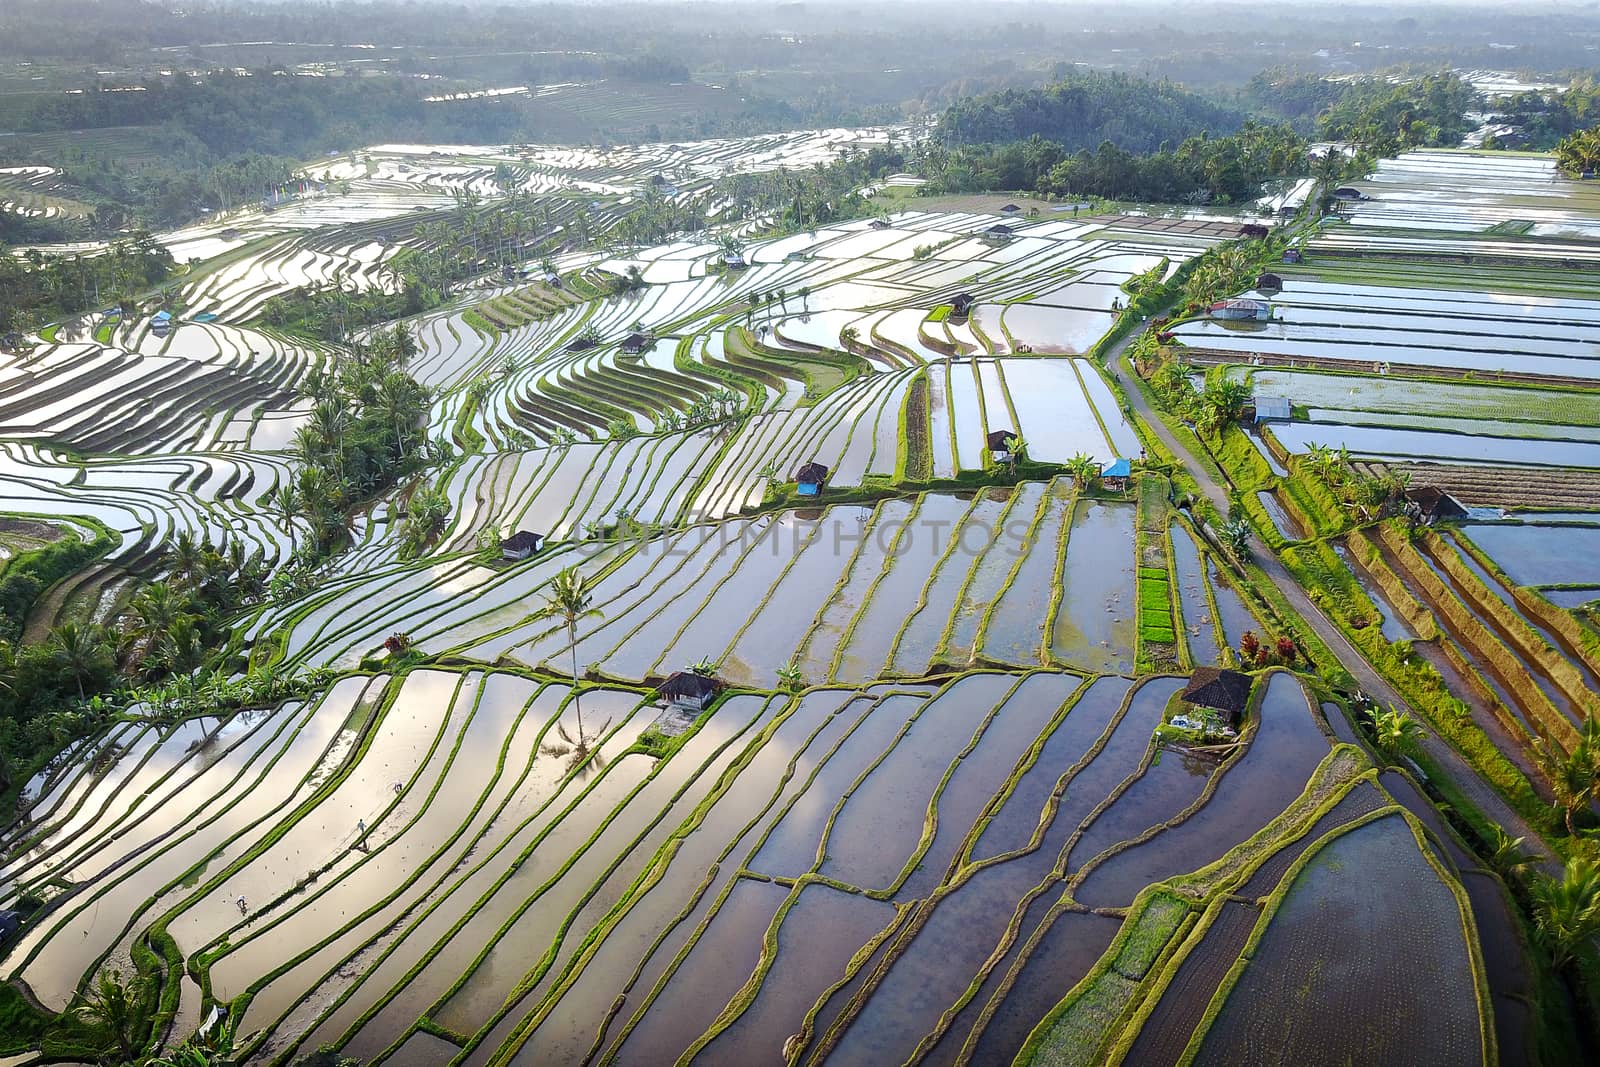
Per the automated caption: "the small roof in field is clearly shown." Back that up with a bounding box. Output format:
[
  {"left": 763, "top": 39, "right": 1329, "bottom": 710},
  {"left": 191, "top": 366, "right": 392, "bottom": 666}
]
[
  {"left": 1181, "top": 667, "right": 1252, "bottom": 717},
  {"left": 987, "top": 429, "right": 1018, "bottom": 451},
  {"left": 1102, "top": 457, "right": 1132, "bottom": 478},
  {"left": 501, "top": 530, "right": 543, "bottom": 552},
  {"left": 1406, "top": 486, "right": 1469, "bottom": 520},
  {"left": 1254, "top": 396, "right": 1291, "bottom": 421},
  {"left": 795, "top": 461, "right": 829, "bottom": 484},
  {"left": 659, "top": 671, "right": 722, "bottom": 700}
]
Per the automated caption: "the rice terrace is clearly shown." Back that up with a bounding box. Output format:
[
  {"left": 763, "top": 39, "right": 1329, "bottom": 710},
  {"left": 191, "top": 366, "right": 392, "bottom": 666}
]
[{"left": 3, "top": 2, "right": 1600, "bottom": 1065}]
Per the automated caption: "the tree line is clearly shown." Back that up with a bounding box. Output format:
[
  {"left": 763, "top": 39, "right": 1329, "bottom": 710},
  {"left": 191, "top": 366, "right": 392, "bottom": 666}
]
[
  {"left": 1249, "top": 70, "right": 1478, "bottom": 152},
  {"left": 919, "top": 123, "right": 1310, "bottom": 206},
  {"left": 0, "top": 230, "right": 173, "bottom": 335},
  {"left": 936, "top": 70, "right": 1249, "bottom": 155}
]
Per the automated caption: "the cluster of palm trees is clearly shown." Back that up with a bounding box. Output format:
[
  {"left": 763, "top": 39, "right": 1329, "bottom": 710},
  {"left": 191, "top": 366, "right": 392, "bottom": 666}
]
[
  {"left": 741, "top": 286, "right": 811, "bottom": 328},
  {"left": 1181, "top": 243, "right": 1264, "bottom": 312},
  {"left": 715, "top": 147, "right": 901, "bottom": 231},
  {"left": 653, "top": 388, "right": 746, "bottom": 433},
  {"left": 1300, "top": 442, "right": 1410, "bottom": 522},
  {"left": 281, "top": 328, "right": 434, "bottom": 551},
  {"left": 0, "top": 529, "right": 295, "bottom": 797},
  {"left": 1556, "top": 126, "right": 1600, "bottom": 177}
]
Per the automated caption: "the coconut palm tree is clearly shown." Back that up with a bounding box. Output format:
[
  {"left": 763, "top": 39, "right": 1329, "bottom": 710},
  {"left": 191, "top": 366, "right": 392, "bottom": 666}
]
[
  {"left": 160, "top": 616, "right": 207, "bottom": 676},
  {"left": 1485, "top": 826, "right": 1535, "bottom": 884},
  {"left": 125, "top": 582, "right": 184, "bottom": 668},
  {"left": 538, "top": 567, "right": 602, "bottom": 755},
  {"left": 1534, "top": 732, "right": 1599, "bottom": 836},
  {"left": 169, "top": 530, "right": 204, "bottom": 586},
  {"left": 75, "top": 969, "right": 146, "bottom": 1063},
  {"left": 1531, "top": 856, "right": 1600, "bottom": 970},
  {"left": 50, "top": 621, "right": 112, "bottom": 701}
]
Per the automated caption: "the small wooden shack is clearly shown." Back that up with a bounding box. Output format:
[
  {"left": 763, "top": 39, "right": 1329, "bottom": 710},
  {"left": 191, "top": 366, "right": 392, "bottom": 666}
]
[
  {"left": 500, "top": 530, "right": 544, "bottom": 561},
  {"left": 1180, "top": 667, "right": 1253, "bottom": 726},
  {"left": 987, "top": 429, "right": 1019, "bottom": 462},
  {"left": 1405, "top": 486, "right": 1469, "bottom": 526},
  {"left": 795, "top": 461, "right": 830, "bottom": 497},
  {"left": 658, "top": 671, "right": 723, "bottom": 712}
]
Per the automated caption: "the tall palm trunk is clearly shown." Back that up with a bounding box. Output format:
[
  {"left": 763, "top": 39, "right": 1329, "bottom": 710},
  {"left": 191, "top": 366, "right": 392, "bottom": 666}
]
[{"left": 567, "top": 615, "right": 586, "bottom": 749}]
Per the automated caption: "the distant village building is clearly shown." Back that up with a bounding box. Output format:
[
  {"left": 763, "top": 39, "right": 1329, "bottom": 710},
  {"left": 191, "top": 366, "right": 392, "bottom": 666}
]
[
  {"left": 869, "top": 218, "right": 892, "bottom": 230},
  {"left": 566, "top": 335, "right": 599, "bottom": 352},
  {"left": 499, "top": 530, "right": 544, "bottom": 560},
  {"left": 151, "top": 310, "right": 174, "bottom": 336},
  {"left": 1254, "top": 272, "right": 1283, "bottom": 294},
  {"left": 1000, "top": 203, "right": 1022, "bottom": 215},
  {"left": 1405, "top": 487, "right": 1469, "bottom": 526},
  {"left": 0, "top": 910, "right": 19, "bottom": 944},
  {"left": 722, "top": 252, "right": 748, "bottom": 270},
  {"left": 983, "top": 224, "right": 1014, "bottom": 240},
  {"left": 1180, "top": 667, "right": 1253, "bottom": 727},
  {"left": 1332, "top": 187, "right": 1366, "bottom": 202},
  {"left": 1239, "top": 223, "right": 1270, "bottom": 240},
  {"left": 620, "top": 331, "right": 653, "bottom": 355},
  {"left": 1100, "top": 457, "right": 1133, "bottom": 491},
  {"left": 658, "top": 671, "right": 723, "bottom": 712},
  {"left": 949, "top": 293, "right": 975, "bottom": 323},
  {"left": 795, "top": 461, "right": 830, "bottom": 496},
  {"left": 1281, "top": 249, "right": 1304, "bottom": 265}
]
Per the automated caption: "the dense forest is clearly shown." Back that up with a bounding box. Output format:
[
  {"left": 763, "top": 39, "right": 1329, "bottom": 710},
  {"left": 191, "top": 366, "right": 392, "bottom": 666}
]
[
  {"left": 0, "top": 231, "right": 173, "bottom": 334},
  {"left": 936, "top": 71, "right": 1248, "bottom": 154},
  {"left": 1485, "top": 79, "right": 1600, "bottom": 149},
  {"left": 920, "top": 124, "right": 1313, "bottom": 205}
]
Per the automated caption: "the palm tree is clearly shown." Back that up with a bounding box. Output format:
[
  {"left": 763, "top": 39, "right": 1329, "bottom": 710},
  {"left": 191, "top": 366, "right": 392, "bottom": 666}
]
[
  {"left": 538, "top": 567, "right": 601, "bottom": 755},
  {"left": 1531, "top": 856, "right": 1600, "bottom": 970},
  {"left": 1486, "top": 826, "right": 1535, "bottom": 884},
  {"left": 50, "top": 621, "right": 112, "bottom": 701},
  {"left": 75, "top": 969, "right": 145, "bottom": 1063},
  {"left": 126, "top": 582, "right": 184, "bottom": 668},
  {"left": 160, "top": 616, "right": 207, "bottom": 676},
  {"left": 1534, "top": 732, "right": 1598, "bottom": 836},
  {"left": 170, "top": 530, "right": 203, "bottom": 585},
  {"left": 1369, "top": 705, "right": 1422, "bottom": 757}
]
